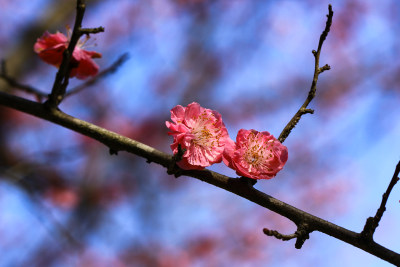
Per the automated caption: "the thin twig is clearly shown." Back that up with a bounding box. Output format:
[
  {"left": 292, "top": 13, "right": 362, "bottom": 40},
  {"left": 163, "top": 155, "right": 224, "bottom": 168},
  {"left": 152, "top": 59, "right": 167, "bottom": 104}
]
[
  {"left": 80, "top": 27, "right": 104, "bottom": 35},
  {"left": 263, "top": 223, "right": 311, "bottom": 249},
  {"left": 265, "top": 3, "right": 332, "bottom": 251},
  {"left": 46, "top": 0, "right": 104, "bottom": 108},
  {"left": 65, "top": 53, "right": 129, "bottom": 97},
  {"left": 278, "top": 5, "right": 333, "bottom": 144},
  {"left": 361, "top": 161, "right": 400, "bottom": 240},
  {"left": 0, "top": 60, "right": 47, "bottom": 102},
  {"left": 263, "top": 228, "right": 297, "bottom": 241}
]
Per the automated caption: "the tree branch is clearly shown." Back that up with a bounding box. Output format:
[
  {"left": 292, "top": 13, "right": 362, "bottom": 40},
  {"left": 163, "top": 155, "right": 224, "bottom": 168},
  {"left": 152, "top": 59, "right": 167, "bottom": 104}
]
[
  {"left": 46, "top": 0, "right": 104, "bottom": 108},
  {"left": 361, "top": 161, "right": 400, "bottom": 240},
  {"left": 278, "top": 4, "right": 333, "bottom": 143},
  {"left": 0, "top": 91, "right": 400, "bottom": 265}
]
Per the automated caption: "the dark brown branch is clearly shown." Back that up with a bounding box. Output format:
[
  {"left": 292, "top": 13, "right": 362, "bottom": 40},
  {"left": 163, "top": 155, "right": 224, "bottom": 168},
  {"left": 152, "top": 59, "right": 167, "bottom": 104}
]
[
  {"left": 65, "top": 53, "right": 129, "bottom": 97},
  {"left": 361, "top": 161, "right": 400, "bottom": 240},
  {"left": 278, "top": 4, "right": 333, "bottom": 143},
  {"left": 46, "top": 0, "right": 104, "bottom": 108},
  {"left": 0, "top": 60, "right": 47, "bottom": 102},
  {"left": 167, "top": 144, "right": 186, "bottom": 178},
  {"left": 1, "top": 91, "right": 400, "bottom": 266}
]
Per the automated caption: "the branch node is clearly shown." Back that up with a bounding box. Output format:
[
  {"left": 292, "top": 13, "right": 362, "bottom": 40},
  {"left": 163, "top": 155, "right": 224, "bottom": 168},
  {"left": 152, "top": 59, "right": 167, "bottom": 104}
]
[
  {"left": 263, "top": 223, "right": 311, "bottom": 249},
  {"left": 300, "top": 108, "right": 314, "bottom": 115},
  {"left": 294, "top": 223, "right": 311, "bottom": 249},
  {"left": 167, "top": 144, "right": 185, "bottom": 178},
  {"left": 319, "top": 64, "right": 331, "bottom": 73},
  {"left": 239, "top": 176, "right": 257, "bottom": 186}
]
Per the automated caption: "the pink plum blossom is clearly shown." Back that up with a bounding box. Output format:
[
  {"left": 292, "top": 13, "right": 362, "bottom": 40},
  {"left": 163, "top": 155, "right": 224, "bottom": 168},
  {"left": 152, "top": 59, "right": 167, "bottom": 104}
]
[
  {"left": 34, "top": 30, "right": 101, "bottom": 79},
  {"left": 223, "top": 129, "right": 288, "bottom": 179},
  {"left": 166, "top": 102, "right": 231, "bottom": 170}
]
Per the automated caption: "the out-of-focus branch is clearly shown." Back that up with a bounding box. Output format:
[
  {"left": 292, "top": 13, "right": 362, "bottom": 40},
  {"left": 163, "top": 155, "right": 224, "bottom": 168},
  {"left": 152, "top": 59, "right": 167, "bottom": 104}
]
[
  {"left": 1, "top": 91, "right": 400, "bottom": 266},
  {"left": 1, "top": 53, "right": 128, "bottom": 101},
  {"left": 1, "top": 164, "right": 82, "bottom": 250},
  {"left": 46, "top": 0, "right": 104, "bottom": 108},
  {"left": 0, "top": 60, "right": 47, "bottom": 102},
  {"left": 278, "top": 5, "right": 333, "bottom": 143},
  {"left": 65, "top": 53, "right": 129, "bottom": 97},
  {"left": 361, "top": 161, "right": 400, "bottom": 240}
]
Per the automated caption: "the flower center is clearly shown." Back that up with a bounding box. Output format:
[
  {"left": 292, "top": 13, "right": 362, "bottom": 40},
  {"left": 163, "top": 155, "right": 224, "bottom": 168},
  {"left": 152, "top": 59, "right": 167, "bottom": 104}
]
[
  {"left": 191, "top": 111, "right": 221, "bottom": 148},
  {"left": 245, "top": 144, "right": 263, "bottom": 167},
  {"left": 244, "top": 132, "right": 274, "bottom": 169}
]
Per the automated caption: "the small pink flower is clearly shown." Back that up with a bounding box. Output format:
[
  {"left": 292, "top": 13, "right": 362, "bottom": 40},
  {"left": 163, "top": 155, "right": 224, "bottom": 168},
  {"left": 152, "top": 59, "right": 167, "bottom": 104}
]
[
  {"left": 223, "top": 129, "right": 288, "bottom": 179},
  {"left": 34, "top": 30, "right": 101, "bottom": 79},
  {"left": 166, "top": 102, "right": 231, "bottom": 170}
]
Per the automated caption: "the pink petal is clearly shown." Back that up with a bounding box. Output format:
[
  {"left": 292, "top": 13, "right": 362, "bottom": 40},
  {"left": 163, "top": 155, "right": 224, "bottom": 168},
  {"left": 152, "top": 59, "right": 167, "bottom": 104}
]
[
  {"left": 170, "top": 105, "right": 186, "bottom": 124},
  {"left": 184, "top": 102, "right": 202, "bottom": 127}
]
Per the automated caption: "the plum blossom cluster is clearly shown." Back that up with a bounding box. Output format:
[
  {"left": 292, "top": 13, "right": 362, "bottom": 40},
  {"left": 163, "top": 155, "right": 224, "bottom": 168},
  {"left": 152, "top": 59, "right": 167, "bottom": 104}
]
[
  {"left": 166, "top": 102, "right": 288, "bottom": 179},
  {"left": 34, "top": 29, "right": 101, "bottom": 79}
]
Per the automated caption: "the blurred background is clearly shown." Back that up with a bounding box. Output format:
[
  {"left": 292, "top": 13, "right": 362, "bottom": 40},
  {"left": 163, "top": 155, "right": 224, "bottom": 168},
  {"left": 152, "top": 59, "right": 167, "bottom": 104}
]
[{"left": 0, "top": 0, "right": 400, "bottom": 266}]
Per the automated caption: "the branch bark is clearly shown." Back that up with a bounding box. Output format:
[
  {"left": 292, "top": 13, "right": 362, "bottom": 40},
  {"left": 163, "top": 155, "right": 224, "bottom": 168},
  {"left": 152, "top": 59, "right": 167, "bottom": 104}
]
[{"left": 0, "top": 91, "right": 400, "bottom": 265}]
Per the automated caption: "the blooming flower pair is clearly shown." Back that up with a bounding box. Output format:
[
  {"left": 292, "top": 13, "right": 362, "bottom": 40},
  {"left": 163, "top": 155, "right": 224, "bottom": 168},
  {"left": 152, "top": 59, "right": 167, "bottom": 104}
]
[
  {"left": 34, "top": 29, "right": 101, "bottom": 79},
  {"left": 166, "top": 102, "right": 288, "bottom": 179}
]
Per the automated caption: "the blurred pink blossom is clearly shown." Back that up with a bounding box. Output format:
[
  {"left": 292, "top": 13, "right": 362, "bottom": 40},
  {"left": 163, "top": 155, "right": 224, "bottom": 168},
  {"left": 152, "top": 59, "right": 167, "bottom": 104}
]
[
  {"left": 223, "top": 129, "right": 288, "bottom": 179},
  {"left": 34, "top": 30, "right": 101, "bottom": 79},
  {"left": 166, "top": 102, "right": 230, "bottom": 170}
]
